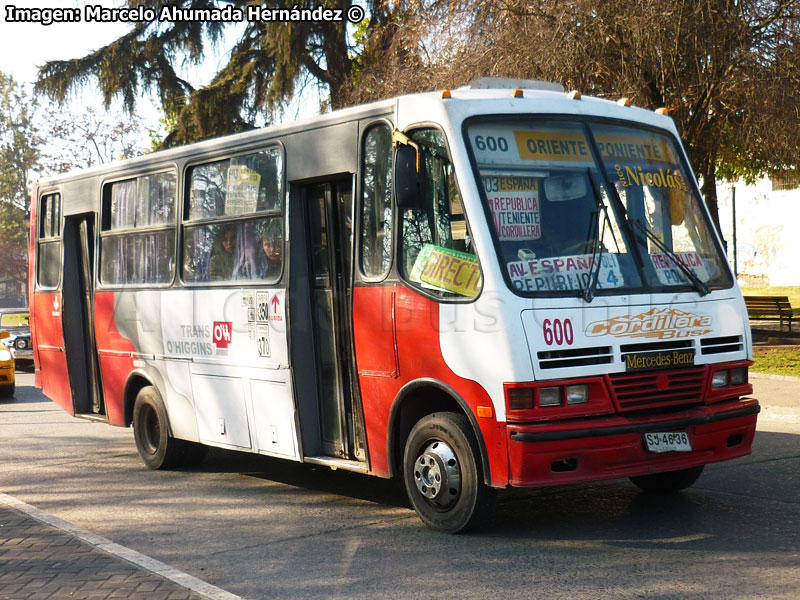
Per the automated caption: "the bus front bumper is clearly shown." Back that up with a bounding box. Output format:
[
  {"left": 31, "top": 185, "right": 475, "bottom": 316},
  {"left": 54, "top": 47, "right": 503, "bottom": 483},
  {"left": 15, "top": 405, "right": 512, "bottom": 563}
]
[{"left": 506, "top": 399, "right": 759, "bottom": 487}]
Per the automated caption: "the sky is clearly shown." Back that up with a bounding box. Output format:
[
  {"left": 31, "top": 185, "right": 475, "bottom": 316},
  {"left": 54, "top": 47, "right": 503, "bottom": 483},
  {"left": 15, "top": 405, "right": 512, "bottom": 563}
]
[
  {"left": 0, "top": 0, "right": 320, "bottom": 145},
  {"left": 1, "top": 1, "right": 164, "bottom": 124}
]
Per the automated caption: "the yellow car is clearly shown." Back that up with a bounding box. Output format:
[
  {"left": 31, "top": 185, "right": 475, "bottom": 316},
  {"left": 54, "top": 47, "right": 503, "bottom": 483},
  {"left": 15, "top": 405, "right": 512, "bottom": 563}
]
[{"left": 0, "top": 332, "right": 15, "bottom": 398}]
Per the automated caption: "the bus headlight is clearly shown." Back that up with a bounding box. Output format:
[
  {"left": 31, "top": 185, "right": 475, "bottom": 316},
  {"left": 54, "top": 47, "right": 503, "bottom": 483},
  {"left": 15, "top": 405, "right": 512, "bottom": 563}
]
[
  {"left": 504, "top": 379, "right": 615, "bottom": 422},
  {"left": 566, "top": 384, "right": 589, "bottom": 405},
  {"left": 539, "top": 387, "right": 561, "bottom": 407},
  {"left": 731, "top": 367, "right": 748, "bottom": 386},
  {"left": 712, "top": 370, "right": 729, "bottom": 388},
  {"left": 0, "top": 349, "right": 11, "bottom": 362}
]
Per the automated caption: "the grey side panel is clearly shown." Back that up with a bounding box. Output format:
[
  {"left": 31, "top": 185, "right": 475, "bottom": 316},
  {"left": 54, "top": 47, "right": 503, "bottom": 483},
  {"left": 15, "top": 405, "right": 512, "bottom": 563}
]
[
  {"left": 285, "top": 123, "right": 359, "bottom": 182},
  {"left": 59, "top": 178, "right": 101, "bottom": 216},
  {"left": 38, "top": 103, "right": 394, "bottom": 188}
]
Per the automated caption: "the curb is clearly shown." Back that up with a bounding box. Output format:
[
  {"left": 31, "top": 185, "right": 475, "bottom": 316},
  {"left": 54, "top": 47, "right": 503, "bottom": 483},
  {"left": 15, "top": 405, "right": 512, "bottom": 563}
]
[
  {"left": 750, "top": 372, "right": 800, "bottom": 383},
  {"left": 0, "top": 492, "right": 243, "bottom": 600}
]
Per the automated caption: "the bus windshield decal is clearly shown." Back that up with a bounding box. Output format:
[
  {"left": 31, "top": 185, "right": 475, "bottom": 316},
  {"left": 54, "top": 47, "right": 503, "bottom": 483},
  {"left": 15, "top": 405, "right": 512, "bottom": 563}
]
[
  {"left": 225, "top": 165, "right": 261, "bottom": 215},
  {"left": 482, "top": 175, "right": 541, "bottom": 241},
  {"left": 508, "top": 253, "right": 624, "bottom": 293},
  {"left": 409, "top": 244, "right": 481, "bottom": 298},
  {"left": 514, "top": 130, "right": 590, "bottom": 162},
  {"left": 649, "top": 251, "right": 710, "bottom": 287}
]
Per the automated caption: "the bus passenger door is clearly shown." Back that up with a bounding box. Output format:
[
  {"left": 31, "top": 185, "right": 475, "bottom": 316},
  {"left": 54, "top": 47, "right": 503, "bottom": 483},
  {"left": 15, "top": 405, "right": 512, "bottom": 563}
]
[
  {"left": 62, "top": 214, "right": 104, "bottom": 417},
  {"left": 294, "top": 180, "right": 366, "bottom": 461}
]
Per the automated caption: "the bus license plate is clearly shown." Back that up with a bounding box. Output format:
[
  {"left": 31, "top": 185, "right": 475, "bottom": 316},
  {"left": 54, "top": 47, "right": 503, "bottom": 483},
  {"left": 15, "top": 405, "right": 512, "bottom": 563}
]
[{"left": 644, "top": 431, "right": 691, "bottom": 453}]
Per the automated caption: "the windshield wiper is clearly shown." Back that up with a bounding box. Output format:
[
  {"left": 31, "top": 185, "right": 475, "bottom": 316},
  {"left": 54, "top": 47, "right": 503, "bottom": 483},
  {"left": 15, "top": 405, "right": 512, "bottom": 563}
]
[
  {"left": 630, "top": 219, "right": 710, "bottom": 296},
  {"left": 582, "top": 174, "right": 613, "bottom": 303}
]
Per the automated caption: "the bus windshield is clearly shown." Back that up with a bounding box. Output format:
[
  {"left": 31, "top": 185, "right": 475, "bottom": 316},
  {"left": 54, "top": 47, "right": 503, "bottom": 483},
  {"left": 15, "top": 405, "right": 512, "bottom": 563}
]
[{"left": 466, "top": 119, "right": 732, "bottom": 296}]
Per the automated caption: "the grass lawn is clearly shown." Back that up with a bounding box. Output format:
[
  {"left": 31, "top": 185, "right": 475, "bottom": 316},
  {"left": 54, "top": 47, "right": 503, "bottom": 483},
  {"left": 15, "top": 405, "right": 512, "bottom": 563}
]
[
  {"left": 740, "top": 286, "right": 800, "bottom": 316},
  {"left": 752, "top": 347, "right": 800, "bottom": 378}
]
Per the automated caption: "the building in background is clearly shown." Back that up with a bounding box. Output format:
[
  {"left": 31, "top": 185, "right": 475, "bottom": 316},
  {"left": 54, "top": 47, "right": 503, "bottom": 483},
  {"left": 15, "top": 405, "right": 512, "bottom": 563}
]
[{"left": 717, "top": 175, "right": 800, "bottom": 287}]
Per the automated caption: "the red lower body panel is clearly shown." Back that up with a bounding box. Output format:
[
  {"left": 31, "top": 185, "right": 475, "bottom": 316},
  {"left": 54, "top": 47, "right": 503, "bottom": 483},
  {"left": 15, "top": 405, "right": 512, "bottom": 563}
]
[{"left": 507, "top": 399, "right": 759, "bottom": 486}]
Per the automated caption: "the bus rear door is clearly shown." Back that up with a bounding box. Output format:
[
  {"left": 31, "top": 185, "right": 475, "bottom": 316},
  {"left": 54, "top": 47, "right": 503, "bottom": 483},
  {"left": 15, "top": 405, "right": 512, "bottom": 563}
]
[
  {"left": 62, "top": 214, "right": 104, "bottom": 418},
  {"left": 290, "top": 179, "right": 367, "bottom": 464}
]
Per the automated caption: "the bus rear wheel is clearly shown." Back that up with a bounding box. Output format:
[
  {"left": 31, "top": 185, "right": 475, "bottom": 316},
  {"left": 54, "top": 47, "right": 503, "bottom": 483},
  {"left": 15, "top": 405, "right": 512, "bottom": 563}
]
[
  {"left": 132, "top": 386, "right": 207, "bottom": 470},
  {"left": 629, "top": 465, "right": 705, "bottom": 493},
  {"left": 403, "top": 412, "right": 494, "bottom": 533}
]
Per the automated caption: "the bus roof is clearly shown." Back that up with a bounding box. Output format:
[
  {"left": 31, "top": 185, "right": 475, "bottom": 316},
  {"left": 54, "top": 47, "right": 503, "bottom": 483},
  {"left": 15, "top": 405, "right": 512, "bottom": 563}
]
[{"left": 36, "top": 83, "right": 675, "bottom": 186}]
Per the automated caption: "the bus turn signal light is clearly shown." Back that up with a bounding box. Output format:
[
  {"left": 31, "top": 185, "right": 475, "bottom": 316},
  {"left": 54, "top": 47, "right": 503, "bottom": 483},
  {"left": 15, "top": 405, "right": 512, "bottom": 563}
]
[
  {"left": 508, "top": 388, "right": 535, "bottom": 410},
  {"left": 477, "top": 405, "right": 493, "bottom": 418}
]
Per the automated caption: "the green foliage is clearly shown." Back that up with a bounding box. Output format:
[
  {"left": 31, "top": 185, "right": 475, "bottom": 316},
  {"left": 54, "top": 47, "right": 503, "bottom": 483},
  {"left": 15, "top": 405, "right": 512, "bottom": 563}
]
[
  {"left": 0, "top": 71, "right": 39, "bottom": 300},
  {"left": 753, "top": 347, "right": 800, "bottom": 377},
  {"left": 35, "top": 1, "right": 372, "bottom": 147},
  {"left": 0, "top": 72, "right": 39, "bottom": 212}
]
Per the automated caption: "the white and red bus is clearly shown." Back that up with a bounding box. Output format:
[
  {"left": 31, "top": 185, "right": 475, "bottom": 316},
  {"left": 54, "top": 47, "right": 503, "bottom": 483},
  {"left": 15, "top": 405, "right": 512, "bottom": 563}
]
[{"left": 29, "top": 79, "right": 759, "bottom": 532}]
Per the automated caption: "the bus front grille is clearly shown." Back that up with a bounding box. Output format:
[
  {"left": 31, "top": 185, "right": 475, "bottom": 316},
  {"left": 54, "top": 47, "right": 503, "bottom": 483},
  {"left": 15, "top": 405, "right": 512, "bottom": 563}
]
[
  {"left": 608, "top": 367, "right": 706, "bottom": 412},
  {"left": 537, "top": 346, "right": 613, "bottom": 370}
]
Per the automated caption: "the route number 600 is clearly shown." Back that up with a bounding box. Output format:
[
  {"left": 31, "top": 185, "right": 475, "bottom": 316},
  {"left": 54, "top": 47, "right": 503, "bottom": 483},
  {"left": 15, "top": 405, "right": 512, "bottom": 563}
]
[{"left": 543, "top": 318, "right": 574, "bottom": 346}]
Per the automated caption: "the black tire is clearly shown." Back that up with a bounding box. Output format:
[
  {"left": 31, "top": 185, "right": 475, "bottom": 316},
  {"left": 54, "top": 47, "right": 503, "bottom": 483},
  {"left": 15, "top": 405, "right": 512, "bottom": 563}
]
[
  {"left": 403, "top": 412, "right": 494, "bottom": 533},
  {"left": 630, "top": 465, "right": 705, "bottom": 493},
  {"left": 132, "top": 386, "right": 206, "bottom": 469},
  {"left": 0, "top": 383, "right": 14, "bottom": 399}
]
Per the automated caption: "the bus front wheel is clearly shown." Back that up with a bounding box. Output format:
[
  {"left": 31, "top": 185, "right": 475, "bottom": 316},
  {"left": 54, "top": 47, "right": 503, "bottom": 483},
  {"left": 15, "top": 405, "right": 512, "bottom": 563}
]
[
  {"left": 132, "top": 386, "right": 207, "bottom": 470},
  {"left": 403, "top": 412, "right": 494, "bottom": 533},
  {"left": 629, "top": 465, "right": 705, "bottom": 493}
]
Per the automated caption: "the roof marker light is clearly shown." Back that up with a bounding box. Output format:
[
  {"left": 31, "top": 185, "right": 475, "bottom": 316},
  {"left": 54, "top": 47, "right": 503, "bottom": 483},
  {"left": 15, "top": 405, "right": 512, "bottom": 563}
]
[
  {"left": 568, "top": 90, "right": 582, "bottom": 100},
  {"left": 655, "top": 107, "right": 671, "bottom": 114},
  {"left": 513, "top": 88, "right": 524, "bottom": 98},
  {"left": 442, "top": 89, "right": 451, "bottom": 99},
  {"left": 617, "top": 97, "right": 632, "bottom": 106}
]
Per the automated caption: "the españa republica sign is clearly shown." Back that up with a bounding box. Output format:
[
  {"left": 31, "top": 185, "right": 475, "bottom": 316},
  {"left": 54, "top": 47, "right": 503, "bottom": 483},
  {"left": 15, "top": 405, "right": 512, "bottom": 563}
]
[{"left": 482, "top": 176, "right": 541, "bottom": 241}]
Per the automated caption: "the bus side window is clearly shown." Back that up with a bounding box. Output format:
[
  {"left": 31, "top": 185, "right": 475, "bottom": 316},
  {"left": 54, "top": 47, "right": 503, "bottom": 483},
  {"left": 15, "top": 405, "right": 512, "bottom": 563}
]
[
  {"left": 183, "top": 147, "right": 284, "bottom": 284},
  {"left": 37, "top": 193, "right": 62, "bottom": 289},
  {"left": 100, "top": 172, "right": 177, "bottom": 286},
  {"left": 359, "top": 124, "right": 393, "bottom": 279},
  {"left": 398, "top": 128, "right": 482, "bottom": 299}
]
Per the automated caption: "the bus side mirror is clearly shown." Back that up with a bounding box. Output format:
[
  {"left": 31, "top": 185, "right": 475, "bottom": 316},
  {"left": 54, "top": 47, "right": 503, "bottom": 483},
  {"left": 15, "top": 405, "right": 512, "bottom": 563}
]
[{"left": 394, "top": 146, "right": 427, "bottom": 210}]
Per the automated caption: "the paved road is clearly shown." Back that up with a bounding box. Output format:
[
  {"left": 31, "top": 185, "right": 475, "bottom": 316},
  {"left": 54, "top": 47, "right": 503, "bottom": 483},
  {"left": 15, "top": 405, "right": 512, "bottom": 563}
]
[{"left": 1, "top": 372, "right": 799, "bottom": 599}]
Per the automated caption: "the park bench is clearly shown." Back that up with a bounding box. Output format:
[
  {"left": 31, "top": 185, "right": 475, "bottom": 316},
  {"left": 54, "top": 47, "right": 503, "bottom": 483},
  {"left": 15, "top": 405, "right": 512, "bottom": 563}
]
[{"left": 743, "top": 296, "right": 794, "bottom": 331}]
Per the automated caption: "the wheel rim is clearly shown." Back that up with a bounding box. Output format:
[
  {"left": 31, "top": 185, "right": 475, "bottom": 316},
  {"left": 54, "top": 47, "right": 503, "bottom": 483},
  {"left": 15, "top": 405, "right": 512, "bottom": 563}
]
[
  {"left": 413, "top": 441, "right": 461, "bottom": 508},
  {"left": 139, "top": 404, "right": 160, "bottom": 456}
]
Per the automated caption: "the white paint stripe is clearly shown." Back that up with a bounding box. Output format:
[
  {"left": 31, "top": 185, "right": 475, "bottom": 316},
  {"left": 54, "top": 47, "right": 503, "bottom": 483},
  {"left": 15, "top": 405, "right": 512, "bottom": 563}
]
[{"left": 0, "top": 492, "right": 243, "bottom": 600}]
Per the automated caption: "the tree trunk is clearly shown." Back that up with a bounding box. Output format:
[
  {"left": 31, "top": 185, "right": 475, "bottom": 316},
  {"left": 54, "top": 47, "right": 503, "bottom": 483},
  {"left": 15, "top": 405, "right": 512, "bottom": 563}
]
[
  {"left": 323, "top": 17, "right": 353, "bottom": 110},
  {"left": 700, "top": 153, "right": 726, "bottom": 249}
]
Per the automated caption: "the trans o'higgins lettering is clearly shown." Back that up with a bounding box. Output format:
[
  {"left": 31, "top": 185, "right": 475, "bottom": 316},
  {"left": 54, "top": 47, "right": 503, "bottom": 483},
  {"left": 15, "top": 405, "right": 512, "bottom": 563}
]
[{"left": 585, "top": 308, "right": 713, "bottom": 340}]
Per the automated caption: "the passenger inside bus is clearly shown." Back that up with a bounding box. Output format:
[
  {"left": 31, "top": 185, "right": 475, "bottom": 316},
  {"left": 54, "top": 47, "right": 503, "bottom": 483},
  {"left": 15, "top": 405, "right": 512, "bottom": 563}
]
[
  {"left": 255, "top": 235, "right": 282, "bottom": 279},
  {"left": 209, "top": 226, "right": 237, "bottom": 280}
]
